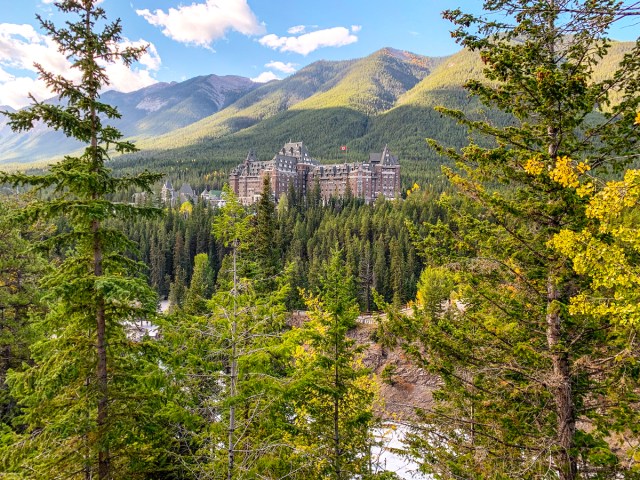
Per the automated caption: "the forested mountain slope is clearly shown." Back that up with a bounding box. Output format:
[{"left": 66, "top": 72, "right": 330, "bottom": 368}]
[
  {"left": 113, "top": 47, "right": 449, "bottom": 187},
  {"left": 123, "top": 48, "right": 436, "bottom": 158},
  {"left": 112, "top": 47, "right": 489, "bottom": 190},
  {"left": 3, "top": 42, "right": 632, "bottom": 191}
]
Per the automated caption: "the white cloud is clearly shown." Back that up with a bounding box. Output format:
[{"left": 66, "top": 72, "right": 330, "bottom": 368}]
[
  {"left": 259, "top": 27, "right": 358, "bottom": 56},
  {"left": 287, "top": 25, "right": 306, "bottom": 35},
  {"left": 0, "top": 23, "right": 160, "bottom": 109},
  {"left": 117, "top": 40, "right": 162, "bottom": 72},
  {"left": 351, "top": 25, "right": 362, "bottom": 33},
  {"left": 251, "top": 71, "right": 280, "bottom": 83},
  {"left": 0, "top": 76, "right": 52, "bottom": 109},
  {"left": 0, "top": 66, "right": 12, "bottom": 82},
  {"left": 265, "top": 61, "right": 297, "bottom": 74},
  {"left": 0, "top": 24, "right": 68, "bottom": 74},
  {"left": 137, "top": 0, "right": 265, "bottom": 49}
]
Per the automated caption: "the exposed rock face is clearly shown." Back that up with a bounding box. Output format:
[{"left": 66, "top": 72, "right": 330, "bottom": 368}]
[
  {"left": 350, "top": 323, "right": 439, "bottom": 421},
  {"left": 286, "top": 312, "right": 437, "bottom": 421}
]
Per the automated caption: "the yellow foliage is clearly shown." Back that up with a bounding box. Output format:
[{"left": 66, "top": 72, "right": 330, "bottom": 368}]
[
  {"left": 406, "top": 182, "right": 421, "bottom": 196},
  {"left": 576, "top": 162, "right": 591, "bottom": 174},
  {"left": 523, "top": 156, "right": 545, "bottom": 175},
  {"left": 549, "top": 168, "right": 640, "bottom": 326},
  {"left": 416, "top": 289, "right": 425, "bottom": 306},
  {"left": 576, "top": 181, "right": 594, "bottom": 198},
  {"left": 586, "top": 169, "right": 640, "bottom": 222},
  {"left": 549, "top": 156, "right": 580, "bottom": 188},
  {"left": 179, "top": 201, "right": 193, "bottom": 217},
  {"left": 542, "top": 155, "right": 591, "bottom": 192},
  {"left": 635, "top": 111, "right": 640, "bottom": 125}
]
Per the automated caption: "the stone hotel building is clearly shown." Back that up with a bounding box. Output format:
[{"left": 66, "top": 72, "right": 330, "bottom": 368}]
[{"left": 229, "top": 141, "right": 401, "bottom": 204}]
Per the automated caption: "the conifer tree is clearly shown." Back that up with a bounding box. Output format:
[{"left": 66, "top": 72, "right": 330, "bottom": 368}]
[
  {"left": 0, "top": 1, "right": 165, "bottom": 478},
  {"left": 289, "top": 250, "right": 379, "bottom": 479},
  {"left": 373, "top": 235, "right": 389, "bottom": 301},
  {"left": 389, "top": 1, "right": 640, "bottom": 479},
  {"left": 358, "top": 241, "right": 374, "bottom": 312},
  {"left": 182, "top": 252, "right": 214, "bottom": 315},
  {"left": 252, "top": 177, "right": 281, "bottom": 284}
]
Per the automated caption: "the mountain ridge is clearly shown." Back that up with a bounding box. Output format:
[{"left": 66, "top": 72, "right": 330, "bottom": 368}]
[
  {"left": 0, "top": 74, "right": 260, "bottom": 164},
  {"left": 1, "top": 42, "right": 633, "bottom": 185}
]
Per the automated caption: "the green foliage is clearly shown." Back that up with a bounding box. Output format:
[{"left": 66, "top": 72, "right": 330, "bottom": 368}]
[
  {"left": 182, "top": 252, "right": 214, "bottom": 315},
  {"left": 159, "top": 190, "right": 296, "bottom": 479},
  {"left": 0, "top": 2, "right": 168, "bottom": 478},
  {"left": 385, "top": 1, "right": 640, "bottom": 479},
  {"left": 287, "top": 250, "right": 380, "bottom": 479},
  {"left": 250, "top": 177, "right": 281, "bottom": 284},
  {"left": 0, "top": 198, "right": 48, "bottom": 447},
  {"left": 415, "top": 266, "right": 456, "bottom": 317}
]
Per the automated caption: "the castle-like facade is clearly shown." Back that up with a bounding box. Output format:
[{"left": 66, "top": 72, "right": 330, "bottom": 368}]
[{"left": 229, "top": 142, "right": 401, "bottom": 205}]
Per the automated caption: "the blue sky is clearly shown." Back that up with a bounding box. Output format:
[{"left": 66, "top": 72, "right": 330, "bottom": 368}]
[{"left": 1, "top": 0, "right": 638, "bottom": 108}]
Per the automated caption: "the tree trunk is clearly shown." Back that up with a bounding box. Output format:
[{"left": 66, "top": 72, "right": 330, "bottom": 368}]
[
  {"left": 94, "top": 219, "right": 109, "bottom": 480},
  {"left": 228, "top": 240, "right": 238, "bottom": 480},
  {"left": 333, "top": 327, "right": 341, "bottom": 480},
  {"left": 545, "top": 10, "right": 576, "bottom": 467},
  {"left": 88, "top": 4, "right": 109, "bottom": 470},
  {"left": 546, "top": 276, "right": 577, "bottom": 480}
]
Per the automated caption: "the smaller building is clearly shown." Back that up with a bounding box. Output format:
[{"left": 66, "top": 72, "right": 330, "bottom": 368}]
[
  {"left": 160, "top": 180, "right": 175, "bottom": 204},
  {"left": 178, "top": 183, "right": 196, "bottom": 204},
  {"left": 131, "top": 192, "right": 147, "bottom": 205},
  {"left": 161, "top": 181, "right": 198, "bottom": 206},
  {"left": 201, "top": 189, "right": 226, "bottom": 208}
]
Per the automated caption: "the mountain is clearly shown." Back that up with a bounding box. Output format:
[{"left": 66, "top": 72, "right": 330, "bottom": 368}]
[
  {"left": 2, "top": 42, "right": 633, "bottom": 189},
  {"left": 0, "top": 75, "right": 259, "bottom": 165},
  {"left": 113, "top": 48, "right": 444, "bottom": 178},
  {"left": 112, "top": 47, "right": 465, "bottom": 188}
]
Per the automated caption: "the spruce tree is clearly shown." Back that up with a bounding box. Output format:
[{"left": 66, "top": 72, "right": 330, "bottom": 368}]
[
  {"left": 182, "top": 252, "right": 214, "bottom": 315},
  {"left": 252, "top": 177, "right": 281, "bottom": 285},
  {"left": 0, "top": 1, "right": 165, "bottom": 478}
]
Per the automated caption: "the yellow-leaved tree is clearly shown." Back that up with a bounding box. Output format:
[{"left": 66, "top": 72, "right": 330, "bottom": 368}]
[{"left": 547, "top": 114, "right": 640, "bottom": 326}]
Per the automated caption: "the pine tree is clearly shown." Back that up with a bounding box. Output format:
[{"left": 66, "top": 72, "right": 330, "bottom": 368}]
[
  {"left": 161, "top": 186, "right": 294, "bottom": 479},
  {"left": 251, "top": 177, "right": 281, "bottom": 286},
  {"left": 388, "top": 238, "right": 404, "bottom": 308},
  {"left": 182, "top": 253, "right": 214, "bottom": 315},
  {"left": 373, "top": 235, "right": 388, "bottom": 301},
  {"left": 394, "top": 1, "right": 640, "bottom": 478},
  {"left": 0, "top": 2, "right": 165, "bottom": 478},
  {"left": 358, "top": 241, "right": 374, "bottom": 312},
  {"left": 149, "top": 233, "right": 166, "bottom": 295},
  {"left": 289, "top": 250, "right": 379, "bottom": 479}
]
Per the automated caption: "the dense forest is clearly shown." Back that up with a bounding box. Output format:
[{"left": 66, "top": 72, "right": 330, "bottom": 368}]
[
  {"left": 114, "top": 183, "right": 444, "bottom": 310},
  {"left": 1, "top": 1, "right": 640, "bottom": 480}
]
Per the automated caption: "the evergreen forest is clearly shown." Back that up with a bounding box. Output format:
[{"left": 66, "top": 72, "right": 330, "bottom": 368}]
[{"left": 1, "top": 1, "right": 640, "bottom": 479}]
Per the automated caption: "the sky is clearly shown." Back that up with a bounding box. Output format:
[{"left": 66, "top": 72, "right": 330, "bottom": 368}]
[{"left": 1, "top": 0, "right": 638, "bottom": 109}]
